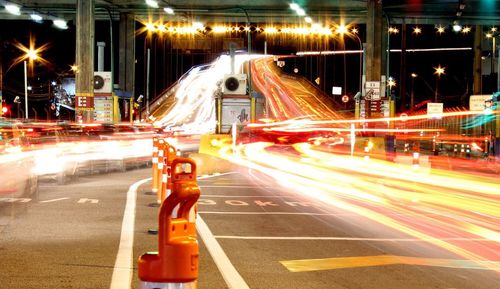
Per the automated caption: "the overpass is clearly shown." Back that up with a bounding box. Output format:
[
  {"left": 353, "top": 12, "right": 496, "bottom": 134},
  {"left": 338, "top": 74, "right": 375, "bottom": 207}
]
[{"left": 0, "top": 1, "right": 498, "bottom": 122}]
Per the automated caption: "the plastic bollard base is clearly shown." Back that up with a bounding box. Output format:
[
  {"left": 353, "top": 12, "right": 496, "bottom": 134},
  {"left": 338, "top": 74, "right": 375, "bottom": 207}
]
[{"left": 139, "top": 281, "right": 197, "bottom": 289}]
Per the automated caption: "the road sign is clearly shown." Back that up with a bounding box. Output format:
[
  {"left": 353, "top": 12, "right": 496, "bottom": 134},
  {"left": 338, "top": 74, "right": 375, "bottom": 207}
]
[
  {"left": 365, "top": 81, "right": 380, "bottom": 100},
  {"left": 427, "top": 102, "right": 443, "bottom": 118},
  {"left": 332, "top": 86, "right": 342, "bottom": 95},
  {"left": 341, "top": 95, "right": 349, "bottom": 103},
  {"left": 469, "top": 94, "right": 493, "bottom": 111}
]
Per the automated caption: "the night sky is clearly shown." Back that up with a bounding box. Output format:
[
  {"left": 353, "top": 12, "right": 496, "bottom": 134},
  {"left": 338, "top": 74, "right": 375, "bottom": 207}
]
[{"left": 0, "top": 19, "right": 496, "bottom": 119}]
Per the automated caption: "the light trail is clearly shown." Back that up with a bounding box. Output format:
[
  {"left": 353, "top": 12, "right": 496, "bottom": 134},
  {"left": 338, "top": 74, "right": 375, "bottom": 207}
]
[{"left": 217, "top": 142, "right": 500, "bottom": 271}]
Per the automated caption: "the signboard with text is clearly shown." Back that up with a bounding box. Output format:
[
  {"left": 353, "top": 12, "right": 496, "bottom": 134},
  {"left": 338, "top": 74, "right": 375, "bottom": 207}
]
[
  {"left": 93, "top": 96, "right": 113, "bottom": 123},
  {"left": 365, "top": 81, "right": 381, "bottom": 100},
  {"left": 427, "top": 102, "right": 443, "bottom": 118},
  {"left": 469, "top": 94, "right": 493, "bottom": 111},
  {"left": 76, "top": 96, "right": 94, "bottom": 111},
  {"left": 221, "top": 97, "right": 251, "bottom": 133}
]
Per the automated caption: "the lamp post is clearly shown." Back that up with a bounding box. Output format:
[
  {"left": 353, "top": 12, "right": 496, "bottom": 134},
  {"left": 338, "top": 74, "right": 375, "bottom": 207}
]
[
  {"left": 486, "top": 30, "right": 499, "bottom": 92},
  {"left": 16, "top": 44, "right": 42, "bottom": 119},
  {"left": 410, "top": 73, "right": 417, "bottom": 109},
  {"left": 433, "top": 65, "right": 445, "bottom": 103}
]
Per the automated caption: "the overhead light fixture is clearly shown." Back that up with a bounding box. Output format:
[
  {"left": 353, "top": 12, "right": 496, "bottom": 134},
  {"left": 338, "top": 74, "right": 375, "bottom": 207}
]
[
  {"left": 5, "top": 4, "right": 21, "bottom": 15},
  {"left": 452, "top": 21, "right": 462, "bottom": 32},
  {"left": 289, "top": 3, "right": 299, "bottom": 11},
  {"left": 461, "top": 26, "right": 471, "bottom": 34},
  {"left": 53, "top": 19, "right": 68, "bottom": 29},
  {"left": 296, "top": 8, "right": 305, "bottom": 16},
  {"left": 30, "top": 13, "right": 43, "bottom": 22},
  {"left": 145, "top": 22, "right": 156, "bottom": 32},
  {"left": 145, "top": 0, "right": 159, "bottom": 8},
  {"left": 164, "top": 7, "right": 174, "bottom": 15},
  {"left": 335, "top": 24, "right": 348, "bottom": 34},
  {"left": 436, "top": 25, "right": 445, "bottom": 34},
  {"left": 304, "top": 16, "right": 312, "bottom": 23},
  {"left": 157, "top": 23, "right": 166, "bottom": 33}
]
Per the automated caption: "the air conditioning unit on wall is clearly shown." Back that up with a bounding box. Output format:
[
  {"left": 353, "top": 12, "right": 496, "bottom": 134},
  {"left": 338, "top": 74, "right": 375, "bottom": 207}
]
[
  {"left": 94, "top": 71, "right": 112, "bottom": 93},
  {"left": 222, "top": 74, "right": 247, "bottom": 95}
]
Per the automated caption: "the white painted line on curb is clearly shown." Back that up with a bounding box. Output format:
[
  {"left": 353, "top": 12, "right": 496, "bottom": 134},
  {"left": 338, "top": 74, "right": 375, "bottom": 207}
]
[
  {"left": 213, "top": 236, "right": 494, "bottom": 242},
  {"left": 40, "top": 197, "right": 69, "bottom": 203},
  {"left": 110, "top": 177, "right": 151, "bottom": 289},
  {"left": 197, "top": 216, "right": 250, "bottom": 289},
  {"left": 200, "top": 185, "right": 275, "bottom": 189},
  {"left": 198, "top": 211, "right": 334, "bottom": 216},
  {"left": 197, "top": 172, "right": 238, "bottom": 180}
]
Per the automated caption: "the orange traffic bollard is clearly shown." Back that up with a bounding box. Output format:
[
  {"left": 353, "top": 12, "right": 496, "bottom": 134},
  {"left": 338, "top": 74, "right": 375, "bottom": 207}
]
[
  {"left": 151, "top": 138, "right": 159, "bottom": 194},
  {"left": 156, "top": 140, "right": 166, "bottom": 204},
  {"left": 161, "top": 144, "right": 178, "bottom": 202},
  {"left": 138, "top": 157, "right": 200, "bottom": 289}
]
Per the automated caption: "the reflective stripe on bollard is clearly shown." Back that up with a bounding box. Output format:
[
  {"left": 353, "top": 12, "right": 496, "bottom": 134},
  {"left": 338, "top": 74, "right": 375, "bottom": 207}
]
[{"left": 139, "top": 281, "right": 197, "bottom": 289}]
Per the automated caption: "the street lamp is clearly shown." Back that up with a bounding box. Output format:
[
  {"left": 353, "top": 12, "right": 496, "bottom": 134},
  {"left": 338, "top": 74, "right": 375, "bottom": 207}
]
[
  {"left": 433, "top": 65, "right": 445, "bottom": 102},
  {"left": 11, "top": 37, "right": 48, "bottom": 119},
  {"left": 22, "top": 49, "right": 39, "bottom": 119},
  {"left": 410, "top": 73, "right": 417, "bottom": 109},
  {"left": 387, "top": 77, "right": 396, "bottom": 97}
]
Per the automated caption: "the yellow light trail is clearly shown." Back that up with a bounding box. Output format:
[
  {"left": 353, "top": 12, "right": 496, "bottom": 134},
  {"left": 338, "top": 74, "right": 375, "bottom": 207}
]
[{"left": 216, "top": 142, "right": 500, "bottom": 271}]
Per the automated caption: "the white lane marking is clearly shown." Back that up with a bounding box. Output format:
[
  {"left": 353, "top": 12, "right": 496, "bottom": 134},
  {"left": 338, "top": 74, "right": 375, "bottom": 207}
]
[
  {"left": 77, "top": 198, "right": 99, "bottom": 204},
  {"left": 200, "top": 195, "right": 295, "bottom": 198},
  {"left": 213, "top": 236, "right": 494, "bottom": 241},
  {"left": 197, "top": 172, "right": 238, "bottom": 180},
  {"left": 197, "top": 211, "right": 449, "bottom": 217},
  {"left": 199, "top": 211, "right": 332, "bottom": 216},
  {"left": 197, "top": 216, "right": 250, "bottom": 289},
  {"left": 110, "top": 177, "right": 151, "bottom": 289},
  {"left": 40, "top": 197, "right": 70, "bottom": 203},
  {"left": 200, "top": 185, "right": 275, "bottom": 189}
]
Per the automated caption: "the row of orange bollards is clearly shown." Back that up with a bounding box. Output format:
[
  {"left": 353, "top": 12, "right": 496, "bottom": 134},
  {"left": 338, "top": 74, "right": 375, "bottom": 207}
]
[
  {"left": 151, "top": 137, "right": 179, "bottom": 204},
  {"left": 138, "top": 137, "right": 200, "bottom": 288}
]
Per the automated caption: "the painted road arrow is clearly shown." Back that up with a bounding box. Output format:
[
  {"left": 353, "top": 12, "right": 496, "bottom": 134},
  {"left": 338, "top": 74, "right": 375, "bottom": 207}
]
[{"left": 280, "top": 255, "right": 500, "bottom": 272}]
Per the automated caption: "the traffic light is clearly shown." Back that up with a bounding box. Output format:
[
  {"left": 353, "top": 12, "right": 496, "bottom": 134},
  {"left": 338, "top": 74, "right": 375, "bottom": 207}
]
[{"left": 1, "top": 101, "right": 10, "bottom": 117}]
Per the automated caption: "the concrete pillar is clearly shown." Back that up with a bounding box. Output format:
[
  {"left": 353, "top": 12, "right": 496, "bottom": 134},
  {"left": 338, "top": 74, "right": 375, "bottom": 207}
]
[
  {"left": 365, "top": 0, "right": 383, "bottom": 82},
  {"left": 75, "top": 0, "right": 95, "bottom": 122},
  {"left": 118, "top": 13, "right": 135, "bottom": 123},
  {"left": 0, "top": 34, "right": 3, "bottom": 117},
  {"left": 473, "top": 25, "right": 482, "bottom": 94},
  {"left": 400, "top": 22, "right": 407, "bottom": 110},
  {"left": 119, "top": 13, "right": 135, "bottom": 94}
]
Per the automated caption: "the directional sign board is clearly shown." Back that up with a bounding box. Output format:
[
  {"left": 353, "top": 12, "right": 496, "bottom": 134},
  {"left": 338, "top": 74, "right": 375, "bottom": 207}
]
[
  {"left": 365, "top": 81, "right": 380, "bottom": 100},
  {"left": 469, "top": 94, "right": 493, "bottom": 111},
  {"left": 427, "top": 102, "right": 443, "bottom": 118}
]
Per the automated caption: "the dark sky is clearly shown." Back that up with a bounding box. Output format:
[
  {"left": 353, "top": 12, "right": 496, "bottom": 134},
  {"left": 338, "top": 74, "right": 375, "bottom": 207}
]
[{"left": 0, "top": 19, "right": 494, "bottom": 117}]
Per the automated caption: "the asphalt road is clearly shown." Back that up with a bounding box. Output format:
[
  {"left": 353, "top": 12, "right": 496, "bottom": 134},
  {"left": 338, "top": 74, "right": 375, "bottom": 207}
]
[{"left": 0, "top": 165, "right": 498, "bottom": 289}]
